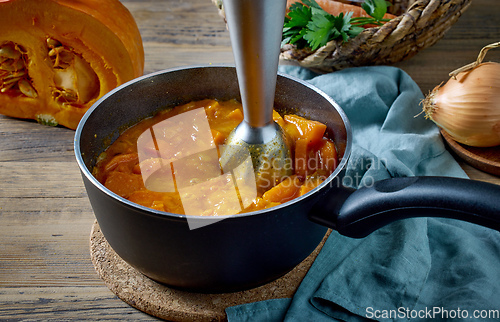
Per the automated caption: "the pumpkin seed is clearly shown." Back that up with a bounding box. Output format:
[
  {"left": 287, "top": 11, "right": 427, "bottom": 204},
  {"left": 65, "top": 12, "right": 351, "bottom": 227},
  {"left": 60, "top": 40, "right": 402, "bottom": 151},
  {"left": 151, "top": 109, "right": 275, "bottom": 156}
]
[
  {"left": 3, "top": 71, "right": 26, "bottom": 79},
  {"left": 0, "top": 82, "right": 16, "bottom": 92},
  {"left": 58, "top": 51, "right": 74, "bottom": 65},
  {"left": 18, "top": 79, "right": 37, "bottom": 98},
  {"left": 12, "top": 58, "right": 24, "bottom": 71},
  {"left": 49, "top": 46, "right": 75, "bottom": 68},
  {"left": 3, "top": 76, "right": 22, "bottom": 85},
  {"left": 61, "top": 89, "right": 78, "bottom": 102},
  {"left": 48, "top": 46, "right": 64, "bottom": 57},
  {"left": 0, "top": 44, "right": 21, "bottom": 60},
  {"left": 0, "top": 59, "right": 16, "bottom": 72},
  {"left": 0, "top": 57, "right": 25, "bottom": 73},
  {"left": 46, "top": 37, "right": 61, "bottom": 48},
  {"left": 53, "top": 88, "right": 78, "bottom": 103},
  {"left": 46, "top": 38, "right": 78, "bottom": 69}
]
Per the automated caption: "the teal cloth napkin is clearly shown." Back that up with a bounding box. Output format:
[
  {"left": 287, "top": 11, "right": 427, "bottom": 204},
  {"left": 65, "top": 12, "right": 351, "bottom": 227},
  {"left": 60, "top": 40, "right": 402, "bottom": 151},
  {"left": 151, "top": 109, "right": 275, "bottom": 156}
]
[{"left": 225, "top": 66, "right": 500, "bottom": 321}]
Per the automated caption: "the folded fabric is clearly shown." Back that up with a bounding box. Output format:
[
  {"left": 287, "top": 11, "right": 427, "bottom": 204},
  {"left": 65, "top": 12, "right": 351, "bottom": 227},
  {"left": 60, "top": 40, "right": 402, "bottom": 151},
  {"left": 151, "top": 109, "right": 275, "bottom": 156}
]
[{"left": 226, "top": 66, "right": 500, "bottom": 321}]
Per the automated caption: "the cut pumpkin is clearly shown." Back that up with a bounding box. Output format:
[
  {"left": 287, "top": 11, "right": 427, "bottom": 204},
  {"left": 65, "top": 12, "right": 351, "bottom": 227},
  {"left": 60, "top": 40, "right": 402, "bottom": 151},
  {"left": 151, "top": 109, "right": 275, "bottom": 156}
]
[{"left": 0, "top": 0, "right": 144, "bottom": 129}]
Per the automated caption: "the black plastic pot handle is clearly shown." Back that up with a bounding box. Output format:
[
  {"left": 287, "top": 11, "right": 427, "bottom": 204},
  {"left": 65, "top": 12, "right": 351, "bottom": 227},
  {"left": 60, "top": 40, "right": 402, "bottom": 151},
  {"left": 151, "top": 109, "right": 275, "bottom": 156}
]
[{"left": 309, "top": 176, "right": 500, "bottom": 238}]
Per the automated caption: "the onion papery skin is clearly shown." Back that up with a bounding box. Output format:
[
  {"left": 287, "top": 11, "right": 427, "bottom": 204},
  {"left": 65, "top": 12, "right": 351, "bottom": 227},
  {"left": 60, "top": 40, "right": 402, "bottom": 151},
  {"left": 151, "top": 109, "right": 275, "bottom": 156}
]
[{"left": 423, "top": 62, "right": 500, "bottom": 147}]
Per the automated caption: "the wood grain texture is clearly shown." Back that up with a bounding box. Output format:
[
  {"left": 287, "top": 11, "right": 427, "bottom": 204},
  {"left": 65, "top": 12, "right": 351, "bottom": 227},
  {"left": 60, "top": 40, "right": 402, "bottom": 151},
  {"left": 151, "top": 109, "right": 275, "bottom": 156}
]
[
  {"left": 441, "top": 130, "right": 500, "bottom": 176},
  {"left": 0, "top": 0, "right": 499, "bottom": 320}
]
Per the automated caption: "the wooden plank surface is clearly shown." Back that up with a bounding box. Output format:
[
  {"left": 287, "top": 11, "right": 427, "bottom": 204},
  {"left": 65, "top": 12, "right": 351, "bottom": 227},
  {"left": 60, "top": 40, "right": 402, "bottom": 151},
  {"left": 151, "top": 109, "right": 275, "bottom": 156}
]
[{"left": 1, "top": 0, "right": 499, "bottom": 320}]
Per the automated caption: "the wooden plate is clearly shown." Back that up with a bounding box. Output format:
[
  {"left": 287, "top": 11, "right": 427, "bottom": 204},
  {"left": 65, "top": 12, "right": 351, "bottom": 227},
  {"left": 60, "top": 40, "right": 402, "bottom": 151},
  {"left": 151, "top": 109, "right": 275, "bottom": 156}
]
[{"left": 441, "top": 130, "right": 500, "bottom": 176}]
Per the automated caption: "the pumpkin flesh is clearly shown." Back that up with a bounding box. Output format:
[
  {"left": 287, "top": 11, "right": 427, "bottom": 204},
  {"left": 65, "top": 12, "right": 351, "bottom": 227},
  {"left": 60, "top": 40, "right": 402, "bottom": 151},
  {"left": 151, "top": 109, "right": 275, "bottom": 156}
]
[{"left": 0, "top": 0, "right": 144, "bottom": 129}]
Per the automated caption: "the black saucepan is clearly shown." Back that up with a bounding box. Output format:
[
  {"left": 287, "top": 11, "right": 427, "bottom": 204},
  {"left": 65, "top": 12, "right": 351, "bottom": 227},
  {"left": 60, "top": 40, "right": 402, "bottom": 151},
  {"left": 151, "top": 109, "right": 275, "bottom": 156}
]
[{"left": 75, "top": 65, "right": 500, "bottom": 293}]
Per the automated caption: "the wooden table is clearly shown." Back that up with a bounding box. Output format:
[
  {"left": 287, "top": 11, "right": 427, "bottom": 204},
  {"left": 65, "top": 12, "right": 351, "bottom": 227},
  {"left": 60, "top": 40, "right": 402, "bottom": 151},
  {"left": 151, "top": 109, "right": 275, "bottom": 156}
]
[{"left": 1, "top": 0, "right": 499, "bottom": 320}]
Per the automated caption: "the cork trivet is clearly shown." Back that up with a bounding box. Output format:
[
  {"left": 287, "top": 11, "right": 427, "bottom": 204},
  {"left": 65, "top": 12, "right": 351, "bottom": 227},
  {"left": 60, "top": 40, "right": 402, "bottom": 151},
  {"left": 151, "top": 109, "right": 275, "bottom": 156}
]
[{"left": 90, "top": 220, "right": 330, "bottom": 321}]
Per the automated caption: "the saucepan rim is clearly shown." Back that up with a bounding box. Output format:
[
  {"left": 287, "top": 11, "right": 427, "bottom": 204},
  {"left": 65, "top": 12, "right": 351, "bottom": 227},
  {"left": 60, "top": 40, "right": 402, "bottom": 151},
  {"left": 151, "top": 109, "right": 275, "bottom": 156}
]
[{"left": 74, "top": 64, "right": 353, "bottom": 221}]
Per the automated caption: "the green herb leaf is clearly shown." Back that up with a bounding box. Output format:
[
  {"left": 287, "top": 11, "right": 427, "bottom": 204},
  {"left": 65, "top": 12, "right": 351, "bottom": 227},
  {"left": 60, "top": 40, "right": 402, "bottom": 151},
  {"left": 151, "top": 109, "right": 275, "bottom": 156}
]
[
  {"left": 301, "top": 0, "right": 323, "bottom": 10},
  {"left": 338, "top": 12, "right": 354, "bottom": 42},
  {"left": 348, "top": 25, "right": 365, "bottom": 38},
  {"left": 282, "top": 3, "right": 313, "bottom": 48},
  {"left": 361, "top": 0, "right": 390, "bottom": 21},
  {"left": 286, "top": 3, "right": 312, "bottom": 29},
  {"left": 303, "top": 14, "right": 335, "bottom": 50},
  {"left": 282, "top": 0, "right": 392, "bottom": 50}
]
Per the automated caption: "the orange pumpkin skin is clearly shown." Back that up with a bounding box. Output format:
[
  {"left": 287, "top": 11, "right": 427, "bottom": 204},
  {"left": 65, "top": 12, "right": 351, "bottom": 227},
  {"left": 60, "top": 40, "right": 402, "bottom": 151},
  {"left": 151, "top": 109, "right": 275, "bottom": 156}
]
[{"left": 0, "top": 0, "right": 144, "bottom": 129}]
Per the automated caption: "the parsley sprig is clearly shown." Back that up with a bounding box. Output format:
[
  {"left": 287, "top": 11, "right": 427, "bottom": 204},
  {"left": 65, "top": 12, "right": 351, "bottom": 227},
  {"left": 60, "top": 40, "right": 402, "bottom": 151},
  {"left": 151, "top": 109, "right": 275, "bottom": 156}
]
[{"left": 282, "top": 0, "right": 392, "bottom": 51}]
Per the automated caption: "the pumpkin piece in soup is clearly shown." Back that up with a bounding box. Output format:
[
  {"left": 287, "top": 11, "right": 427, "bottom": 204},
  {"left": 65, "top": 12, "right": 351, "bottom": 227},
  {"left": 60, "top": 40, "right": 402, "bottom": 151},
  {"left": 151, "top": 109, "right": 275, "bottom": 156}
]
[
  {"left": 273, "top": 110, "right": 286, "bottom": 128},
  {"left": 283, "top": 114, "right": 337, "bottom": 178},
  {"left": 243, "top": 197, "right": 281, "bottom": 213},
  {"left": 104, "top": 171, "right": 145, "bottom": 199},
  {"left": 179, "top": 173, "right": 242, "bottom": 217},
  {"left": 205, "top": 99, "right": 245, "bottom": 138},
  {"left": 211, "top": 129, "right": 226, "bottom": 146},
  {"left": 293, "top": 138, "right": 311, "bottom": 178},
  {"left": 283, "top": 114, "right": 327, "bottom": 145},
  {"left": 103, "top": 153, "right": 139, "bottom": 174},
  {"left": 262, "top": 175, "right": 303, "bottom": 204},
  {"left": 128, "top": 190, "right": 184, "bottom": 214},
  {"left": 227, "top": 108, "right": 244, "bottom": 122},
  {"left": 299, "top": 173, "right": 326, "bottom": 196},
  {"left": 317, "top": 138, "right": 338, "bottom": 173},
  {"left": 295, "top": 137, "right": 339, "bottom": 178}
]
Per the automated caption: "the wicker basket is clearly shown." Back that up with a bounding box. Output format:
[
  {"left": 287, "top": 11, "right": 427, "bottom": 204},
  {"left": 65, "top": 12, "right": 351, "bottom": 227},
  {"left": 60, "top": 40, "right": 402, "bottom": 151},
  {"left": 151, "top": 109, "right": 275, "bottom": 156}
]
[{"left": 213, "top": 0, "right": 472, "bottom": 73}]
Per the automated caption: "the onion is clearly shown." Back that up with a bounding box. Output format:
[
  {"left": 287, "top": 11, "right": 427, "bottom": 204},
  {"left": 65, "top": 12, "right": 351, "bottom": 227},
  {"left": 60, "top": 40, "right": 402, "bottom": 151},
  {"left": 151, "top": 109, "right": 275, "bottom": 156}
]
[{"left": 422, "top": 42, "right": 500, "bottom": 147}]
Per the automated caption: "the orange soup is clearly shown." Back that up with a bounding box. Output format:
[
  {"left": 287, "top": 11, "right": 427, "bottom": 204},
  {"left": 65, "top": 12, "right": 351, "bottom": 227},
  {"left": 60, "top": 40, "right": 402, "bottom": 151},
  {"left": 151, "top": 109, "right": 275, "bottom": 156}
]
[{"left": 92, "top": 99, "right": 338, "bottom": 216}]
